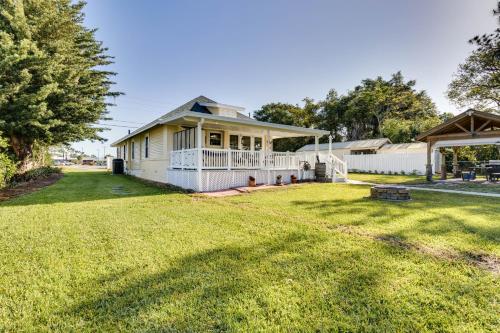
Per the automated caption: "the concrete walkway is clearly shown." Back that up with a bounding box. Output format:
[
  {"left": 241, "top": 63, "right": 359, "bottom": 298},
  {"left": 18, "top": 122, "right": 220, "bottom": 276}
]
[{"left": 347, "top": 179, "right": 500, "bottom": 198}]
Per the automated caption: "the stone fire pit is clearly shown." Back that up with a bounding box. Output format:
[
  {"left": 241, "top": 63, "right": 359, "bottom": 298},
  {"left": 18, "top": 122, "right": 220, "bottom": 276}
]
[{"left": 370, "top": 185, "right": 410, "bottom": 201}]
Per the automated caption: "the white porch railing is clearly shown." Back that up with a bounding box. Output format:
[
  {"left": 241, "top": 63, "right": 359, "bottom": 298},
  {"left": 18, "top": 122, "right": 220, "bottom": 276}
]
[
  {"left": 327, "top": 153, "right": 348, "bottom": 181},
  {"left": 170, "top": 148, "right": 348, "bottom": 182},
  {"left": 171, "top": 148, "right": 316, "bottom": 170}
]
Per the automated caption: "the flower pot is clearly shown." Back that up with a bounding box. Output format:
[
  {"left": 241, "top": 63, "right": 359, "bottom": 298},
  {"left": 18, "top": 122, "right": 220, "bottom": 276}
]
[
  {"left": 276, "top": 175, "right": 283, "bottom": 186},
  {"left": 291, "top": 175, "right": 297, "bottom": 184},
  {"left": 248, "top": 177, "right": 256, "bottom": 187}
]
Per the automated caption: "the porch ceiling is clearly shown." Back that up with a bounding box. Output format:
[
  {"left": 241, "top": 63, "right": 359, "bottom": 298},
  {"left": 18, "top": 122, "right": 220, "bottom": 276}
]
[{"left": 163, "top": 111, "right": 329, "bottom": 139}]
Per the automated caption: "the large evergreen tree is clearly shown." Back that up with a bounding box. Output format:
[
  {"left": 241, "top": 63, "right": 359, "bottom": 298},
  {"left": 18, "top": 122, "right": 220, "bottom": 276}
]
[{"left": 0, "top": 0, "right": 120, "bottom": 170}]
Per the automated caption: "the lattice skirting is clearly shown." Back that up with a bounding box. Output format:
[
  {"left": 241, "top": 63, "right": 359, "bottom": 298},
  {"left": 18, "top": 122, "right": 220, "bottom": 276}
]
[
  {"left": 166, "top": 170, "right": 199, "bottom": 191},
  {"left": 165, "top": 169, "right": 316, "bottom": 192}
]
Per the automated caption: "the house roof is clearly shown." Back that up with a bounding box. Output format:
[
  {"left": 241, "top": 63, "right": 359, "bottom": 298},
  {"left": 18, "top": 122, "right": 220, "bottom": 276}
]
[
  {"left": 111, "top": 96, "right": 328, "bottom": 146},
  {"left": 416, "top": 109, "right": 500, "bottom": 142},
  {"left": 297, "top": 138, "right": 391, "bottom": 152},
  {"left": 377, "top": 142, "right": 427, "bottom": 152}
]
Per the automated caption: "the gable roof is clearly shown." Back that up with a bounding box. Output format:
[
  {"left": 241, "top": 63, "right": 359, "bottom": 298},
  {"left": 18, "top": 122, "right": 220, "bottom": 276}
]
[
  {"left": 112, "top": 96, "right": 254, "bottom": 146},
  {"left": 297, "top": 138, "right": 391, "bottom": 152},
  {"left": 111, "top": 96, "right": 327, "bottom": 146},
  {"left": 416, "top": 109, "right": 500, "bottom": 142}
]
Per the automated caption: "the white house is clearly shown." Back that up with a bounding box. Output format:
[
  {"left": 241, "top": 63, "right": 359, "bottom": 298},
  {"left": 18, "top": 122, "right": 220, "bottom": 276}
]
[{"left": 111, "top": 96, "right": 346, "bottom": 192}]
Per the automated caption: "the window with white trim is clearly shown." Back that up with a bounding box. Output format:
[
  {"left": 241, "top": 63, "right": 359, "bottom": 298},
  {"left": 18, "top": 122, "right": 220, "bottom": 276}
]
[{"left": 208, "top": 131, "right": 222, "bottom": 147}]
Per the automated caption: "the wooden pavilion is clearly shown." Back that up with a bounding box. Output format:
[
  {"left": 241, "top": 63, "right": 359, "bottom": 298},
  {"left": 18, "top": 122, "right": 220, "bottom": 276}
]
[{"left": 416, "top": 109, "right": 500, "bottom": 181}]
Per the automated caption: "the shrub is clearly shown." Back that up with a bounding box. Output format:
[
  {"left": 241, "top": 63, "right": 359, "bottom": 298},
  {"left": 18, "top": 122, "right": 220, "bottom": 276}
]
[
  {"left": 388, "top": 171, "right": 392, "bottom": 175},
  {"left": 401, "top": 170, "right": 405, "bottom": 175},
  {"left": 0, "top": 153, "right": 17, "bottom": 188},
  {"left": 380, "top": 171, "right": 385, "bottom": 174},
  {"left": 12, "top": 166, "right": 61, "bottom": 184}
]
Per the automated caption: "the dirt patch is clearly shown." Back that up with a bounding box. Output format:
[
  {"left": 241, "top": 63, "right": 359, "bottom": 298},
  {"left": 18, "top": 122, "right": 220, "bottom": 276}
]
[
  {"left": 0, "top": 173, "right": 63, "bottom": 202},
  {"left": 332, "top": 225, "right": 500, "bottom": 275}
]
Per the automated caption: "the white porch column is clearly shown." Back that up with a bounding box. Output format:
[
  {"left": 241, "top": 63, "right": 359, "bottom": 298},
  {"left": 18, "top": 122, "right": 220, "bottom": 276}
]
[
  {"left": 315, "top": 136, "right": 319, "bottom": 161},
  {"left": 197, "top": 119, "right": 204, "bottom": 191},
  {"left": 266, "top": 129, "right": 271, "bottom": 184},
  {"left": 328, "top": 134, "right": 332, "bottom": 156}
]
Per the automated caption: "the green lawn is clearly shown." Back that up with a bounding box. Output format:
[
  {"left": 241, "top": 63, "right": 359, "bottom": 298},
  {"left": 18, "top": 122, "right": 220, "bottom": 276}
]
[
  {"left": 348, "top": 172, "right": 427, "bottom": 184},
  {"left": 417, "top": 181, "right": 500, "bottom": 194},
  {"left": 0, "top": 170, "right": 499, "bottom": 332},
  {"left": 348, "top": 173, "right": 500, "bottom": 194}
]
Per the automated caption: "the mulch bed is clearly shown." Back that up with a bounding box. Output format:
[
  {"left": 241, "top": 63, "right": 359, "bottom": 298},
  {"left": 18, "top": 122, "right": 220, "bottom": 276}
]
[{"left": 0, "top": 173, "right": 63, "bottom": 202}]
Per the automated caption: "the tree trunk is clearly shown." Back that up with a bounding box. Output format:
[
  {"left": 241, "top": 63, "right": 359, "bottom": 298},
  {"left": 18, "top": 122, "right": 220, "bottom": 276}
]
[{"left": 9, "top": 135, "right": 34, "bottom": 172}]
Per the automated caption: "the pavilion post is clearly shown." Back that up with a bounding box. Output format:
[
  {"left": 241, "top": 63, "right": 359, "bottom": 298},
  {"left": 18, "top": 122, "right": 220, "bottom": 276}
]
[
  {"left": 440, "top": 148, "right": 447, "bottom": 180},
  {"left": 452, "top": 147, "right": 459, "bottom": 178},
  {"left": 426, "top": 141, "right": 433, "bottom": 182}
]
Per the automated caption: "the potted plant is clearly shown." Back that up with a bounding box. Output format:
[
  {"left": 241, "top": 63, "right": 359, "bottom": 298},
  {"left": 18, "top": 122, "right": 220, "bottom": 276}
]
[
  {"left": 248, "top": 176, "right": 256, "bottom": 187},
  {"left": 276, "top": 175, "right": 283, "bottom": 186},
  {"left": 291, "top": 174, "right": 297, "bottom": 184}
]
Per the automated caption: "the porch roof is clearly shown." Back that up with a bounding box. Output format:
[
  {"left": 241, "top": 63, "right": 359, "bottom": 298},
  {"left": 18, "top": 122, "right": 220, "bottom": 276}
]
[
  {"left": 112, "top": 108, "right": 328, "bottom": 146},
  {"left": 416, "top": 109, "right": 500, "bottom": 143}
]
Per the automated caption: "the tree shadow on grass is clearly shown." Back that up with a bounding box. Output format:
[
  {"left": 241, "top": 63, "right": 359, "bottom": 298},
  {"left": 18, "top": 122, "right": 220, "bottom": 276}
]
[
  {"left": 64, "top": 231, "right": 415, "bottom": 331},
  {"left": 62, "top": 230, "right": 497, "bottom": 331},
  {"left": 0, "top": 171, "right": 184, "bottom": 207},
  {"left": 290, "top": 193, "right": 500, "bottom": 257}
]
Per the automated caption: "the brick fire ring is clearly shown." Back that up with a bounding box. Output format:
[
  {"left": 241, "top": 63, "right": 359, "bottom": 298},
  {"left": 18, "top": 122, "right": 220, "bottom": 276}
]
[{"left": 370, "top": 185, "right": 411, "bottom": 201}]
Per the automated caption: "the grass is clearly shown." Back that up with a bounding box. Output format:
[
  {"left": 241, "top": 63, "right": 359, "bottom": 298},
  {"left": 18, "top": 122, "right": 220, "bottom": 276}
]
[
  {"left": 0, "top": 170, "right": 499, "bottom": 332},
  {"left": 418, "top": 181, "right": 500, "bottom": 194},
  {"left": 348, "top": 172, "right": 427, "bottom": 184},
  {"left": 347, "top": 172, "right": 500, "bottom": 194}
]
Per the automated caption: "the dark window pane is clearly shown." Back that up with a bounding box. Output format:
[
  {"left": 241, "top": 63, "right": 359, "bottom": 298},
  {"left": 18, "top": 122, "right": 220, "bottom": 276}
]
[
  {"left": 230, "top": 135, "right": 239, "bottom": 149},
  {"left": 209, "top": 132, "right": 222, "bottom": 147},
  {"left": 254, "top": 137, "right": 262, "bottom": 151},
  {"left": 241, "top": 136, "right": 251, "bottom": 150}
]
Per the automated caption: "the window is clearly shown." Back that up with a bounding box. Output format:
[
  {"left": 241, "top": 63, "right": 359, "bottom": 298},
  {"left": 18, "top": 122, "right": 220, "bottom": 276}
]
[
  {"left": 229, "top": 135, "right": 239, "bottom": 150},
  {"left": 209, "top": 132, "right": 222, "bottom": 147},
  {"left": 254, "top": 137, "right": 262, "bottom": 151},
  {"left": 173, "top": 128, "right": 196, "bottom": 150},
  {"left": 241, "top": 136, "right": 251, "bottom": 150},
  {"left": 131, "top": 142, "right": 135, "bottom": 159},
  {"left": 144, "top": 136, "right": 149, "bottom": 158}
]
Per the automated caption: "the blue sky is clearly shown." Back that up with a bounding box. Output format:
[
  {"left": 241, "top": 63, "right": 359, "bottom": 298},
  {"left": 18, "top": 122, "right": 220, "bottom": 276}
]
[{"left": 76, "top": 0, "right": 498, "bottom": 157}]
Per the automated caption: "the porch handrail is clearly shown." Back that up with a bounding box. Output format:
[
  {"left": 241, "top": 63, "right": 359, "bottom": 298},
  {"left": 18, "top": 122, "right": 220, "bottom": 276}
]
[{"left": 171, "top": 148, "right": 306, "bottom": 170}]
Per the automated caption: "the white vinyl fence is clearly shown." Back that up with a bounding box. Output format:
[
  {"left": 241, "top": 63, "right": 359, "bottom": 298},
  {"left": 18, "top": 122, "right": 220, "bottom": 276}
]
[{"left": 344, "top": 152, "right": 427, "bottom": 175}]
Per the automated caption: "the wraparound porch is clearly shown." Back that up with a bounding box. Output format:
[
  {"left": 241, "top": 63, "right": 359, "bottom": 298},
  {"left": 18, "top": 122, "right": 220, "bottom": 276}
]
[{"left": 167, "top": 147, "right": 347, "bottom": 191}]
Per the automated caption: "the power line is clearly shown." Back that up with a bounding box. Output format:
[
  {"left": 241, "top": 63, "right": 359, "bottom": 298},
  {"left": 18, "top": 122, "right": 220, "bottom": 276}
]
[
  {"left": 100, "top": 119, "right": 145, "bottom": 125},
  {"left": 93, "top": 123, "right": 140, "bottom": 129}
]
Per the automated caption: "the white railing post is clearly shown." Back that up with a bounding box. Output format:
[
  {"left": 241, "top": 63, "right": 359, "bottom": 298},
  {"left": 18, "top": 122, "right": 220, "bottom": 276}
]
[{"left": 228, "top": 149, "right": 232, "bottom": 170}]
